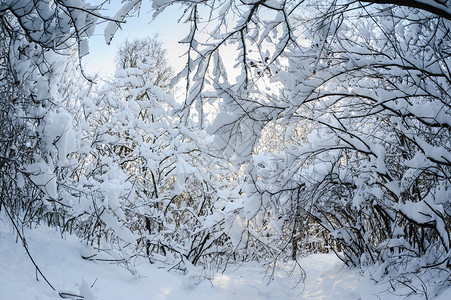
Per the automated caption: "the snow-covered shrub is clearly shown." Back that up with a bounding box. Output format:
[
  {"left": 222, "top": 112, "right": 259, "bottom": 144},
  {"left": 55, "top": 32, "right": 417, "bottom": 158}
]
[{"left": 0, "top": 18, "right": 81, "bottom": 229}]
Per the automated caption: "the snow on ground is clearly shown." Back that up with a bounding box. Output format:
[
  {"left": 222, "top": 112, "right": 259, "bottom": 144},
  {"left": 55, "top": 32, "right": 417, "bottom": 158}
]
[{"left": 1, "top": 219, "right": 450, "bottom": 299}]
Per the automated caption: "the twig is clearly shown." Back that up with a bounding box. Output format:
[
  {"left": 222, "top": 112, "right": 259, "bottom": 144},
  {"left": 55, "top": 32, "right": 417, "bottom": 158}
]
[
  {"left": 3, "top": 204, "right": 57, "bottom": 291},
  {"left": 3, "top": 204, "right": 85, "bottom": 299}
]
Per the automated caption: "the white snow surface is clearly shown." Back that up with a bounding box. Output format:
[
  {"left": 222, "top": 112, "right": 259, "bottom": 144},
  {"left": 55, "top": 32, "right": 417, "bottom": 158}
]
[{"left": 1, "top": 219, "right": 451, "bottom": 300}]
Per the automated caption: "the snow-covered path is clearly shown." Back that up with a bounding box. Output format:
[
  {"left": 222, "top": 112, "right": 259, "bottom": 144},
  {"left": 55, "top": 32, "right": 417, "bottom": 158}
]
[
  {"left": 0, "top": 221, "right": 356, "bottom": 300},
  {"left": 299, "top": 254, "right": 360, "bottom": 299},
  {"left": 1, "top": 220, "right": 449, "bottom": 300}
]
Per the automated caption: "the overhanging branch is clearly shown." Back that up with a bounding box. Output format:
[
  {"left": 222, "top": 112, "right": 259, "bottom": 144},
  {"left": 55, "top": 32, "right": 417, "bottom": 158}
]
[{"left": 360, "top": 0, "right": 451, "bottom": 20}]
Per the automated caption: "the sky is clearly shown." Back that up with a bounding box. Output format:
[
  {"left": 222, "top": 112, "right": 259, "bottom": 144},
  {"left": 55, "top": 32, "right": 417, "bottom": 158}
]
[{"left": 84, "top": 1, "right": 189, "bottom": 77}]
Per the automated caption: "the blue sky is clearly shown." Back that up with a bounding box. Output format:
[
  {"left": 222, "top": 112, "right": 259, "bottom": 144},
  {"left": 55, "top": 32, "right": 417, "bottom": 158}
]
[{"left": 84, "top": 2, "right": 189, "bottom": 77}]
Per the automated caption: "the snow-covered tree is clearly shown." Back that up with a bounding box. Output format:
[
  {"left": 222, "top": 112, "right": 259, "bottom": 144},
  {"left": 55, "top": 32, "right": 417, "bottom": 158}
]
[
  {"left": 116, "top": 36, "right": 173, "bottom": 92},
  {"left": 67, "top": 35, "right": 242, "bottom": 270},
  {"left": 0, "top": 1, "right": 142, "bottom": 279},
  {"left": 0, "top": 1, "right": 96, "bottom": 228},
  {"left": 152, "top": 0, "right": 451, "bottom": 295}
]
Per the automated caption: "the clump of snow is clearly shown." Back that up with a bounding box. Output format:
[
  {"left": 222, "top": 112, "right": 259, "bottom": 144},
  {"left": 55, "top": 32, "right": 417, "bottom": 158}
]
[
  {"left": 399, "top": 198, "right": 450, "bottom": 249},
  {"left": 24, "top": 161, "right": 57, "bottom": 199},
  {"left": 79, "top": 279, "right": 95, "bottom": 300},
  {"left": 104, "top": 0, "right": 141, "bottom": 45}
]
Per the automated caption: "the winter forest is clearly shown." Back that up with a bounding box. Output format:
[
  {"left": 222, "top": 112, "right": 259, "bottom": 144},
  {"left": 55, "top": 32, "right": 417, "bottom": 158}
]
[{"left": 0, "top": 0, "right": 450, "bottom": 299}]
